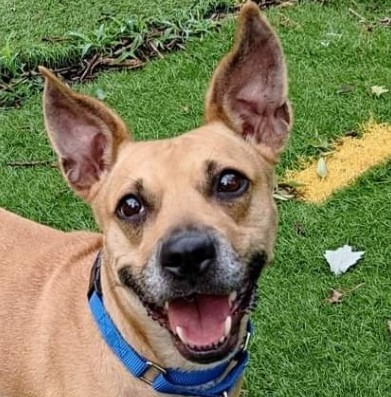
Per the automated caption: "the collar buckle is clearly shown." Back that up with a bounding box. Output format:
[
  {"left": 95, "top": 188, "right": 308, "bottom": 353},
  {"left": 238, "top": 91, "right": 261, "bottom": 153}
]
[
  {"left": 140, "top": 360, "right": 167, "bottom": 386},
  {"left": 242, "top": 331, "right": 251, "bottom": 352}
]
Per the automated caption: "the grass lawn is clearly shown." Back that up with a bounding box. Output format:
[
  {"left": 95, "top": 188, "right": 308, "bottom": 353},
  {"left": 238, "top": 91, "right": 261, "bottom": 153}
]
[
  {"left": 1, "top": 0, "right": 391, "bottom": 395},
  {"left": 0, "top": 0, "right": 211, "bottom": 50}
]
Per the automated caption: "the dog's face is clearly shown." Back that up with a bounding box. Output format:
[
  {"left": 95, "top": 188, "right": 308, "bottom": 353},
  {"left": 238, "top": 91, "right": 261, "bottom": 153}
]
[
  {"left": 40, "top": 3, "right": 291, "bottom": 365},
  {"left": 96, "top": 126, "right": 276, "bottom": 363}
]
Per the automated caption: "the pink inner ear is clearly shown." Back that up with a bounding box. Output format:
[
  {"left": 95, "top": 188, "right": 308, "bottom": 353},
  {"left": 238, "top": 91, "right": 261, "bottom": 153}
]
[
  {"left": 60, "top": 131, "right": 107, "bottom": 190},
  {"left": 49, "top": 103, "right": 109, "bottom": 190},
  {"left": 235, "top": 96, "right": 290, "bottom": 151}
]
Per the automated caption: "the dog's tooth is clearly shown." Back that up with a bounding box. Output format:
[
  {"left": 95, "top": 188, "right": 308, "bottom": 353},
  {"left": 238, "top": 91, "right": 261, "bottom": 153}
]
[
  {"left": 164, "top": 301, "right": 169, "bottom": 310},
  {"left": 229, "top": 291, "right": 238, "bottom": 308},
  {"left": 219, "top": 336, "right": 226, "bottom": 344},
  {"left": 224, "top": 316, "right": 232, "bottom": 337},
  {"left": 176, "top": 326, "right": 188, "bottom": 344}
]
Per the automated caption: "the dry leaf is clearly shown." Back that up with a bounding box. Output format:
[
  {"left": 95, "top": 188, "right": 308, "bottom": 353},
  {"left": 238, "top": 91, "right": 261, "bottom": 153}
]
[
  {"left": 316, "top": 157, "right": 328, "bottom": 179},
  {"left": 95, "top": 88, "right": 107, "bottom": 100},
  {"left": 371, "top": 85, "right": 389, "bottom": 97},
  {"left": 273, "top": 182, "right": 301, "bottom": 202},
  {"left": 278, "top": 1, "right": 296, "bottom": 8},
  {"left": 379, "top": 17, "right": 391, "bottom": 27},
  {"left": 336, "top": 85, "right": 354, "bottom": 95},
  {"left": 294, "top": 222, "right": 306, "bottom": 236},
  {"left": 326, "top": 283, "right": 364, "bottom": 304},
  {"left": 326, "top": 289, "right": 343, "bottom": 304},
  {"left": 324, "top": 245, "right": 365, "bottom": 276},
  {"left": 273, "top": 192, "right": 294, "bottom": 201},
  {"left": 344, "top": 130, "right": 359, "bottom": 138}
]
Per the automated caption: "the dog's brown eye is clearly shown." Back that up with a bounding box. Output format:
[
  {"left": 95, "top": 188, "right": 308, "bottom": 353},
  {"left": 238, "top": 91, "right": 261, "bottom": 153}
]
[
  {"left": 215, "top": 170, "right": 249, "bottom": 199},
  {"left": 116, "top": 195, "right": 145, "bottom": 222}
]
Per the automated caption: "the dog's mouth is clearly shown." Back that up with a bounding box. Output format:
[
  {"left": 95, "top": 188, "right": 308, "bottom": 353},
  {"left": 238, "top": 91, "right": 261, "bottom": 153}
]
[{"left": 142, "top": 282, "right": 256, "bottom": 363}]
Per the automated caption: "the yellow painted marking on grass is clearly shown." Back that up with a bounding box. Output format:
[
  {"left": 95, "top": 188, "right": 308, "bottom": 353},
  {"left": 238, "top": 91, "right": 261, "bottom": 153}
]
[{"left": 285, "top": 121, "right": 391, "bottom": 203}]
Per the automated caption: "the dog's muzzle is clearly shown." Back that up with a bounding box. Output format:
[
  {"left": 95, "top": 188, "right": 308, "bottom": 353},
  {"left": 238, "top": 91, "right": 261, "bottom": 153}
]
[{"left": 119, "top": 227, "right": 267, "bottom": 363}]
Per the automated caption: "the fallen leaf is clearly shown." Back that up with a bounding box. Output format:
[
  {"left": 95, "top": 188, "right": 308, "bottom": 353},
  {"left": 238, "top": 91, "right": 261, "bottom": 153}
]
[
  {"left": 336, "top": 85, "right": 354, "bottom": 95},
  {"left": 273, "top": 182, "right": 301, "bottom": 202},
  {"left": 361, "top": 24, "right": 373, "bottom": 33},
  {"left": 325, "top": 283, "right": 364, "bottom": 304},
  {"left": 277, "top": 14, "right": 300, "bottom": 29},
  {"left": 379, "top": 17, "right": 391, "bottom": 27},
  {"left": 95, "top": 88, "right": 107, "bottom": 100},
  {"left": 316, "top": 157, "right": 328, "bottom": 179},
  {"left": 344, "top": 130, "right": 359, "bottom": 138},
  {"left": 371, "top": 85, "right": 389, "bottom": 97},
  {"left": 273, "top": 192, "right": 293, "bottom": 201},
  {"left": 326, "top": 32, "right": 342, "bottom": 39},
  {"left": 294, "top": 222, "right": 306, "bottom": 236},
  {"left": 324, "top": 245, "right": 365, "bottom": 276},
  {"left": 309, "top": 136, "right": 330, "bottom": 151},
  {"left": 326, "top": 289, "right": 343, "bottom": 304},
  {"left": 278, "top": 1, "right": 296, "bottom": 8}
]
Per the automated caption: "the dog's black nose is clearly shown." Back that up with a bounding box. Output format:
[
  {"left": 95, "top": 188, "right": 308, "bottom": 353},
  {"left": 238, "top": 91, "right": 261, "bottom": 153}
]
[{"left": 160, "top": 230, "right": 216, "bottom": 280}]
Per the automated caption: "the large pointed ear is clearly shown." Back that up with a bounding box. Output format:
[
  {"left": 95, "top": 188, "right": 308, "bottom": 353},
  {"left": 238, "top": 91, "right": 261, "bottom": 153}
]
[
  {"left": 39, "top": 67, "right": 130, "bottom": 201},
  {"left": 204, "top": 1, "right": 292, "bottom": 158}
]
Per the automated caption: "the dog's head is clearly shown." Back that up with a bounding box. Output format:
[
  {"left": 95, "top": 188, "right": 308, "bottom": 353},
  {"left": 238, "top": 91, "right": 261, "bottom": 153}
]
[{"left": 40, "top": 2, "right": 291, "bottom": 365}]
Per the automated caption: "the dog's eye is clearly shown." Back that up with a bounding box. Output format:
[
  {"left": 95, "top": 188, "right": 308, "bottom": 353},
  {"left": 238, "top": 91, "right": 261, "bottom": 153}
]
[
  {"left": 116, "top": 195, "right": 145, "bottom": 222},
  {"left": 215, "top": 170, "right": 249, "bottom": 199}
]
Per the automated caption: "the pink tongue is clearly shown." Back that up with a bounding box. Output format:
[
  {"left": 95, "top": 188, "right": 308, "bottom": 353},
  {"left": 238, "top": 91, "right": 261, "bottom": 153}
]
[{"left": 167, "top": 295, "right": 230, "bottom": 347}]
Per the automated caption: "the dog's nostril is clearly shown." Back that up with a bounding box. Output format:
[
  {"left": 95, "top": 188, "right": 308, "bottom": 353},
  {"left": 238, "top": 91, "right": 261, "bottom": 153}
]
[{"left": 160, "top": 230, "right": 216, "bottom": 279}]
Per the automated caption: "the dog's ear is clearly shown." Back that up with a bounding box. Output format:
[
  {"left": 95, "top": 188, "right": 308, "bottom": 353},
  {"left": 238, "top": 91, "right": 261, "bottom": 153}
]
[
  {"left": 204, "top": 2, "right": 292, "bottom": 158},
  {"left": 39, "top": 67, "right": 130, "bottom": 201}
]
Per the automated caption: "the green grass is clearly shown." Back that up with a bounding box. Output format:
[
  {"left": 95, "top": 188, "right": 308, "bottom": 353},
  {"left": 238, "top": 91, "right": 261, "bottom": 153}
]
[
  {"left": 0, "top": 0, "right": 196, "bottom": 78},
  {"left": 0, "top": 0, "right": 233, "bottom": 107},
  {"left": 246, "top": 161, "right": 391, "bottom": 396},
  {"left": 0, "top": 0, "right": 215, "bottom": 51},
  {"left": 1, "top": 1, "right": 391, "bottom": 396}
]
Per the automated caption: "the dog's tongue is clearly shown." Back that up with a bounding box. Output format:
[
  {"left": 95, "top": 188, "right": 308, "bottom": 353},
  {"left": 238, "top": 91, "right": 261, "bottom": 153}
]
[{"left": 167, "top": 295, "right": 230, "bottom": 347}]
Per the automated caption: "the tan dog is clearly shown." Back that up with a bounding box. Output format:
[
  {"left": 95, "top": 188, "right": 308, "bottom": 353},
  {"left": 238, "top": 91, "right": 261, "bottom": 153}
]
[{"left": 0, "top": 3, "right": 292, "bottom": 396}]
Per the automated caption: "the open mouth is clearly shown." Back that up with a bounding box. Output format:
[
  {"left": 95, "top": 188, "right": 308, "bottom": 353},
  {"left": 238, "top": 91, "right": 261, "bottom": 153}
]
[{"left": 142, "top": 282, "right": 257, "bottom": 363}]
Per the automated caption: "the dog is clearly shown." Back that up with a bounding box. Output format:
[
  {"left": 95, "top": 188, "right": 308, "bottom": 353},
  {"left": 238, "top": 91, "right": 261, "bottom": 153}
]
[{"left": 0, "top": 2, "right": 292, "bottom": 396}]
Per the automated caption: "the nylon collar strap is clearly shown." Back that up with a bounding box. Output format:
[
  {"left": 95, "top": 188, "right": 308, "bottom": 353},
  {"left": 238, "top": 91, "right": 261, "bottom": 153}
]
[{"left": 88, "top": 253, "right": 252, "bottom": 397}]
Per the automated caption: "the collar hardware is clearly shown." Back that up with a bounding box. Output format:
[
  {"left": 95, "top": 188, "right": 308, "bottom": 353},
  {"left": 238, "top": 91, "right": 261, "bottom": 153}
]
[
  {"left": 141, "top": 361, "right": 168, "bottom": 386},
  {"left": 242, "top": 331, "right": 251, "bottom": 352}
]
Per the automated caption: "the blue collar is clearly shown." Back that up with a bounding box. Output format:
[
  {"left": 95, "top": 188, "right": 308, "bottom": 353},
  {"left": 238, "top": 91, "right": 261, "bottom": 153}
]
[{"left": 87, "top": 254, "right": 252, "bottom": 396}]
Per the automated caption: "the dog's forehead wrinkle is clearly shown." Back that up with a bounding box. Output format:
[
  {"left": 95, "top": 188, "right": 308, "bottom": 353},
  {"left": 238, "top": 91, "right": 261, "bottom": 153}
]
[{"left": 116, "top": 124, "right": 261, "bottom": 175}]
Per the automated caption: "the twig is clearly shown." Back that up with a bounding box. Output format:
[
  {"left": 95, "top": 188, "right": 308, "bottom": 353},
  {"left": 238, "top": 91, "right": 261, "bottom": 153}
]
[
  {"left": 88, "top": 56, "right": 104, "bottom": 79},
  {"left": 7, "top": 160, "right": 57, "bottom": 168},
  {"left": 100, "top": 57, "right": 144, "bottom": 69},
  {"left": 148, "top": 41, "right": 164, "bottom": 59},
  {"left": 80, "top": 54, "right": 100, "bottom": 82},
  {"left": 345, "top": 283, "right": 365, "bottom": 294},
  {"left": 349, "top": 7, "right": 367, "bottom": 22}
]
